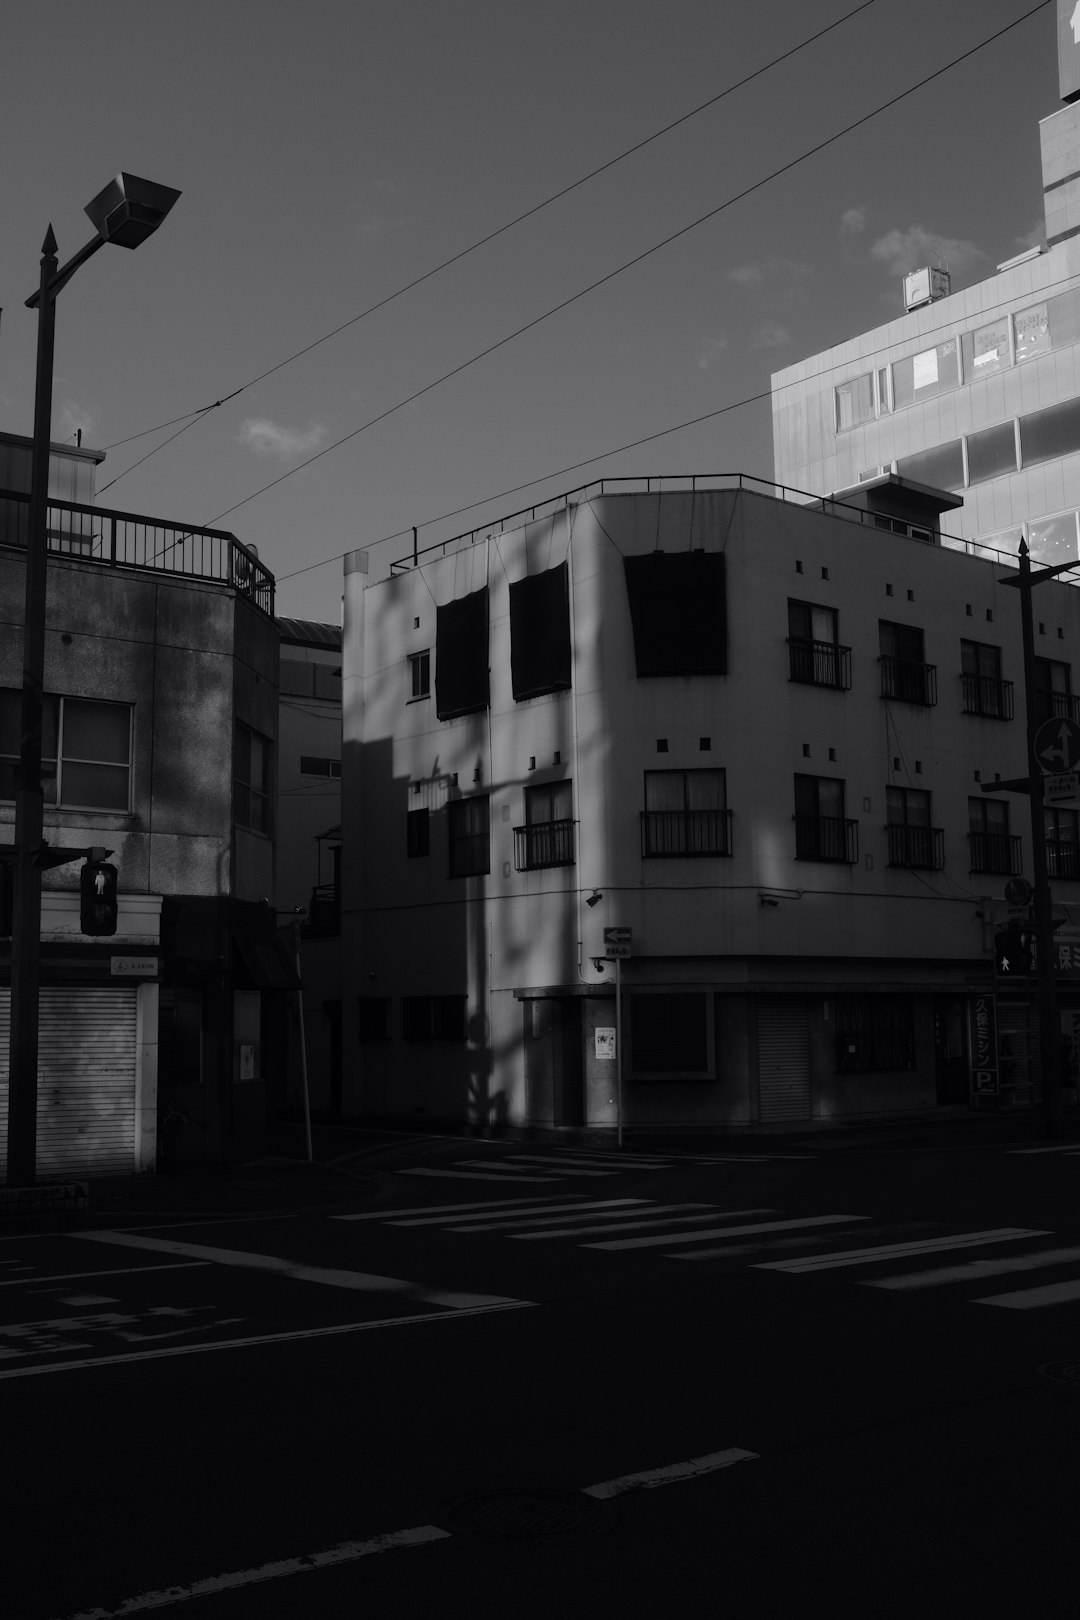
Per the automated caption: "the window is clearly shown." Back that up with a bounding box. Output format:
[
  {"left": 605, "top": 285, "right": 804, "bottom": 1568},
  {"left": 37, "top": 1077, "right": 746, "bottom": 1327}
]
[
  {"left": 879, "top": 622, "right": 936, "bottom": 706},
  {"left": 407, "top": 807, "right": 430, "bottom": 858},
  {"left": 515, "top": 781, "right": 574, "bottom": 870},
  {"left": 960, "top": 641, "right": 1013, "bottom": 719},
  {"left": 1019, "top": 398, "right": 1080, "bottom": 470},
  {"left": 891, "top": 340, "right": 959, "bottom": 410},
  {"left": 794, "top": 774, "right": 856, "bottom": 863},
  {"left": 622, "top": 552, "right": 727, "bottom": 676},
  {"left": 509, "top": 564, "right": 571, "bottom": 700},
  {"left": 1046, "top": 807, "right": 1080, "bottom": 881},
  {"left": 234, "top": 722, "right": 271, "bottom": 833},
  {"left": 630, "top": 992, "right": 710, "bottom": 1077},
  {"left": 968, "top": 797, "right": 1019, "bottom": 874},
  {"left": 1027, "top": 510, "right": 1080, "bottom": 567},
  {"left": 299, "top": 755, "right": 341, "bottom": 778},
  {"left": 435, "top": 589, "right": 489, "bottom": 719},
  {"left": 402, "top": 995, "right": 467, "bottom": 1041},
  {"left": 886, "top": 786, "right": 943, "bottom": 870},
  {"left": 448, "top": 795, "right": 490, "bottom": 877},
  {"left": 895, "top": 439, "right": 965, "bottom": 492},
  {"left": 357, "top": 997, "right": 390, "bottom": 1040},
  {"left": 962, "top": 317, "right": 1011, "bottom": 380},
  {"left": 966, "top": 421, "right": 1018, "bottom": 485},
  {"left": 787, "top": 600, "right": 850, "bottom": 689},
  {"left": 1035, "top": 658, "right": 1076, "bottom": 723},
  {"left": 835, "top": 995, "right": 915, "bottom": 1072},
  {"left": 641, "top": 769, "right": 731, "bottom": 857},
  {"left": 0, "top": 690, "right": 132, "bottom": 810},
  {"left": 408, "top": 650, "right": 430, "bottom": 701},
  {"left": 834, "top": 373, "right": 874, "bottom": 431},
  {"left": 1014, "top": 301, "right": 1050, "bottom": 364}
]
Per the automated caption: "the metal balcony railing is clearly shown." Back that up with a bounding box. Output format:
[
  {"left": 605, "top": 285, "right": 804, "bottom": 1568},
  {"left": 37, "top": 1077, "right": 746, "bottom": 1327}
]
[
  {"left": 968, "top": 831, "right": 1022, "bottom": 875},
  {"left": 879, "top": 655, "right": 937, "bottom": 706},
  {"left": 0, "top": 488, "right": 274, "bottom": 616},
  {"left": 640, "top": 808, "right": 733, "bottom": 858},
  {"left": 787, "top": 638, "right": 852, "bottom": 690},
  {"left": 794, "top": 814, "right": 858, "bottom": 863},
  {"left": 961, "top": 673, "right": 1014, "bottom": 720},
  {"left": 513, "top": 818, "right": 576, "bottom": 871},
  {"left": 886, "top": 823, "right": 945, "bottom": 871},
  {"left": 1046, "top": 840, "right": 1080, "bottom": 881},
  {"left": 1035, "top": 689, "right": 1080, "bottom": 724}
]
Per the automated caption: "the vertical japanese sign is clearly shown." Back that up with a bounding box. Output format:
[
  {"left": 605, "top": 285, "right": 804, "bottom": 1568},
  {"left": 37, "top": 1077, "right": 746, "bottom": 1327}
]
[{"left": 970, "top": 994, "right": 998, "bottom": 1098}]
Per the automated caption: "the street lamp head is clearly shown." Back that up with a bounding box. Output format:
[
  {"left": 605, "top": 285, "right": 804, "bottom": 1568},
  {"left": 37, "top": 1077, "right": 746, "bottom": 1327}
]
[{"left": 84, "top": 173, "right": 181, "bottom": 250}]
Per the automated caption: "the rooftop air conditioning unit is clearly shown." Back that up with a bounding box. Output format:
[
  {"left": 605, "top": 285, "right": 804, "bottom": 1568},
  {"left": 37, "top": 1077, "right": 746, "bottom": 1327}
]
[{"left": 903, "top": 266, "right": 951, "bottom": 311}]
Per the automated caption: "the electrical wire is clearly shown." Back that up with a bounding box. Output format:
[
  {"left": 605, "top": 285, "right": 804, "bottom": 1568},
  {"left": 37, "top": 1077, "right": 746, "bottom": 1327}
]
[
  {"left": 97, "top": 0, "right": 883, "bottom": 476},
  {"left": 199, "top": 0, "right": 1051, "bottom": 531}
]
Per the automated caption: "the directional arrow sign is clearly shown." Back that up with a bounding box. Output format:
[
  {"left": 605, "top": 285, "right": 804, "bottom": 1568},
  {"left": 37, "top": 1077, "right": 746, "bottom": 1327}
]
[
  {"left": 603, "top": 927, "right": 632, "bottom": 944},
  {"left": 1034, "top": 715, "right": 1080, "bottom": 774}
]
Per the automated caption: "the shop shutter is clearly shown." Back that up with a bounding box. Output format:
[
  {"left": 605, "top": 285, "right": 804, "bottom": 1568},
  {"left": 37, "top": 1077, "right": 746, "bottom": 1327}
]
[
  {"left": 757, "top": 999, "right": 811, "bottom": 1122},
  {"left": 0, "top": 987, "right": 137, "bottom": 1176}
]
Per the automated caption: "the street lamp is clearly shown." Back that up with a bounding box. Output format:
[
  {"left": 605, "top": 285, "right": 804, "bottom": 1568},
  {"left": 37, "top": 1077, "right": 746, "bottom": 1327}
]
[{"left": 7, "top": 174, "right": 180, "bottom": 1188}]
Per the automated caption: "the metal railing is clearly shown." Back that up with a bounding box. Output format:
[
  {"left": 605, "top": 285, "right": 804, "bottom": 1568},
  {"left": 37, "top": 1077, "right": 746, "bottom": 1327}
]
[
  {"left": 794, "top": 815, "right": 858, "bottom": 864},
  {"left": 787, "top": 637, "right": 852, "bottom": 690},
  {"left": 1046, "top": 840, "right": 1080, "bottom": 881},
  {"left": 960, "top": 673, "right": 1014, "bottom": 720},
  {"left": 879, "top": 655, "right": 937, "bottom": 706},
  {"left": 513, "top": 818, "right": 575, "bottom": 871},
  {"left": 640, "top": 808, "right": 733, "bottom": 858},
  {"left": 0, "top": 488, "right": 274, "bottom": 616},
  {"left": 968, "top": 831, "right": 1022, "bottom": 875},
  {"left": 886, "top": 823, "right": 945, "bottom": 871},
  {"left": 1035, "top": 689, "right": 1080, "bottom": 724},
  {"left": 303, "top": 883, "right": 340, "bottom": 936}
]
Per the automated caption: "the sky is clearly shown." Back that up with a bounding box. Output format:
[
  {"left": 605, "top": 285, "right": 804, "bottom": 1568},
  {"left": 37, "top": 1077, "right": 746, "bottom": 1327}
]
[{"left": 0, "top": 0, "right": 1062, "bottom": 624}]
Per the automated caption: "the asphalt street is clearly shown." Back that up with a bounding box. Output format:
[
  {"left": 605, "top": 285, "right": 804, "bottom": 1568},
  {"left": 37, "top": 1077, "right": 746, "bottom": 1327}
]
[{"left": 4, "top": 1129, "right": 1080, "bottom": 1619}]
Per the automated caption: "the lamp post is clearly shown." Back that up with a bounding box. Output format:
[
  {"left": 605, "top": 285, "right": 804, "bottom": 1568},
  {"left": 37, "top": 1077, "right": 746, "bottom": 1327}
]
[{"left": 6, "top": 175, "right": 180, "bottom": 1187}]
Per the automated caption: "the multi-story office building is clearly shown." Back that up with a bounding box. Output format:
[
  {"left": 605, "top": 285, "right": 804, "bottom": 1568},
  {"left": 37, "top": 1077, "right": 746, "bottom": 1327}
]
[
  {"left": 0, "top": 433, "right": 294, "bottom": 1176},
  {"left": 340, "top": 476, "right": 1080, "bottom": 1132}
]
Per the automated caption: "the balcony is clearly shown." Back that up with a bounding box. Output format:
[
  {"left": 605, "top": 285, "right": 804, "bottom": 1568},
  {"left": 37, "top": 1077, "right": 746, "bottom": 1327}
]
[
  {"left": 1035, "top": 689, "right": 1080, "bottom": 724},
  {"left": 303, "top": 883, "right": 340, "bottom": 937},
  {"left": 794, "top": 815, "right": 858, "bottom": 863},
  {"left": 886, "top": 823, "right": 945, "bottom": 871},
  {"left": 513, "top": 818, "right": 576, "bottom": 871},
  {"left": 0, "top": 488, "right": 274, "bottom": 616},
  {"left": 1046, "top": 839, "right": 1080, "bottom": 881},
  {"left": 879, "top": 655, "right": 937, "bottom": 706},
  {"left": 787, "top": 638, "right": 852, "bottom": 690},
  {"left": 961, "top": 673, "right": 1014, "bottom": 720},
  {"left": 640, "top": 809, "right": 733, "bottom": 858},
  {"left": 968, "top": 832, "right": 1022, "bottom": 875}
]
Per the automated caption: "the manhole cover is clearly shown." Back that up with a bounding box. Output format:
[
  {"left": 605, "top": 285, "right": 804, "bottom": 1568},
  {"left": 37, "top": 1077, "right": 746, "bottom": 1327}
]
[
  {"left": 437, "top": 1487, "right": 617, "bottom": 1541},
  {"left": 1038, "top": 1359, "right": 1080, "bottom": 1388}
]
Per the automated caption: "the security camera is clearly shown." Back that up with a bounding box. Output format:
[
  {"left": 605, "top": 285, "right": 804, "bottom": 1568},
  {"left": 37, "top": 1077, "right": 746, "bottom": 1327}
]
[{"left": 586, "top": 890, "right": 603, "bottom": 908}]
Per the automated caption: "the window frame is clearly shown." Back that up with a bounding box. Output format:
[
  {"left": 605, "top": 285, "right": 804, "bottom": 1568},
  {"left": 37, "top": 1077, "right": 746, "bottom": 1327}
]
[
  {"left": 629, "top": 991, "right": 713, "bottom": 1080},
  {"left": 408, "top": 649, "right": 431, "bottom": 702},
  {"left": 234, "top": 720, "right": 272, "bottom": 835},
  {"left": 447, "top": 794, "right": 490, "bottom": 878},
  {"left": 0, "top": 689, "right": 132, "bottom": 812}
]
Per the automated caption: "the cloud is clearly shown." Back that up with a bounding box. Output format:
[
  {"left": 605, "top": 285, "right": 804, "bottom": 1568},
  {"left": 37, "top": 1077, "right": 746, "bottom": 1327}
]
[
  {"left": 728, "top": 256, "right": 812, "bottom": 287},
  {"left": 238, "top": 419, "right": 326, "bottom": 461},
  {"left": 869, "top": 225, "right": 985, "bottom": 279},
  {"left": 840, "top": 207, "right": 866, "bottom": 238},
  {"left": 1015, "top": 218, "right": 1047, "bottom": 254},
  {"left": 55, "top": 397, "right": 98, "bottom": 445},
  {"left": 751, "top": 320, "right": 791, "bottom": 349},
  {"left": 697, "top": 335, "right": 728, "bottom": 370}
]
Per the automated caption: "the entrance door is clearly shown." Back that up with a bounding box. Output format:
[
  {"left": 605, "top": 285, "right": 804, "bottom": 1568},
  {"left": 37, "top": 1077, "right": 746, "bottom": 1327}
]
[
  {"left": 757, "top": 999, "right": 811, "bottom": 1122},
  {"left": 933, "top": 996, "right": 970, "bottom": 1104},
  {"left": 524, "top": 998, "right": 585, "bottom": 1126}
]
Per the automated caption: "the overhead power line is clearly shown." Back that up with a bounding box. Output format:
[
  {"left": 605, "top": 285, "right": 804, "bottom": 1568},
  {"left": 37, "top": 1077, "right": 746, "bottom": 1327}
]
[
  {"left": 207, "top": 0, "right": 1050, "bottom": 532},
  {"left": 98, "top": 1, "right": 881, "bottom": 484}
]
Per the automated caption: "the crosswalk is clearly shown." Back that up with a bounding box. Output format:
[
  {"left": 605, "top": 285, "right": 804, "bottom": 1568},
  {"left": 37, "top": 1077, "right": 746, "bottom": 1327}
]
[
  {"left": 337, "top": 1192, "right": 1080, "bottom": 1313},
  {"left": 1006, "top": 1142, "right": 1080, "bottom": 1158},
  {"left": 394, "top": 1147, "right": 814, "bottom": 1184}
]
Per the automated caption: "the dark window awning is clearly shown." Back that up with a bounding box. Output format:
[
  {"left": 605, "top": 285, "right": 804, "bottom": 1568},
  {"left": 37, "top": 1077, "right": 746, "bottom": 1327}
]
[{"left": 232, "top": 929, "right": 301, "bottom": 990}]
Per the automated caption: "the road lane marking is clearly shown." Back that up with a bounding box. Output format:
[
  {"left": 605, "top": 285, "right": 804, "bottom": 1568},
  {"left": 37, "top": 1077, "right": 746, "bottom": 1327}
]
[
  {"left": 865, "top": 1243, "right": 1080, "bottom": 1290},
  {"left": 0, "top": 1262, "right": 210, "bottom": 1289},
  {"left": 510, "top": 1208, "right": 776, "bottom": 1241},
  {"left": 464, "top": 1159, "right": 615, "bottom": 1177},
  {"left": 0, "top": 1298, "right": 537, "bottom": 1381},
  {"left": 1007, "top": 1143, "right": 1080, "bottom": 1154},
  {"left": 754, "top": 1227, "right": 1050, "bottom": 1273},
  {"left": 71, "top": 1231, "right": 518, "bottom": 1310},
  {"left": 583, "top": 1447, "right": 759, "bottom": 1498},
  {"left": 337, "top": 1195, "right": 588, "bottom": 1222},
  {"left": 394, "top": 1198, "right": 649, "bottom": 1228},
  {"left": 586, "top": 1214, "right": 868, "bottom": 1252},
  {"left": 50, "top": 1524, "right": 452, "bottom": 1617},
  {"left": 455, "top": 1203, "right": 717, "bottom": 1234},
  {"left": 975, "top": 1277, "right": 1080, "bottom": 1309},
  {"left": 395, "top": 1168, "right": 561, "bottom": 1182}
]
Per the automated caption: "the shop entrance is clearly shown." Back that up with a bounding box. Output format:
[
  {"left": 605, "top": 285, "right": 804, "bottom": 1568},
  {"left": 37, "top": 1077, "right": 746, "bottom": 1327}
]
[{"left": 524, "top": 997, "right": 585, "bottom": 1126}]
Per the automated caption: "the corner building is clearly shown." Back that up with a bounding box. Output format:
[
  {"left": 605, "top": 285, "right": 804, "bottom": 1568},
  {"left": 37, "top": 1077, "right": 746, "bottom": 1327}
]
[{"left": 340, "top": 477, "right": 1080, "bottom": 1132}]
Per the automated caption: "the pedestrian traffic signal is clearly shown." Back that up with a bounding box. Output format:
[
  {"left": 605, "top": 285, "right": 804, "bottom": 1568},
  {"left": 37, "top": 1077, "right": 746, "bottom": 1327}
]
[
  {"left": 80, "top": 860, "right": 118, "bottom": 936},
  {"left": 995, "top": 926, "right": 1032, "bottom": 975}
]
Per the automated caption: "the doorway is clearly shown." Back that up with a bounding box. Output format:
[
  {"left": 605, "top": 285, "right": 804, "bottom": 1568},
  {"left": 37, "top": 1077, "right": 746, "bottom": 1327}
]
[{"left": 524, "top": 998, "right": 585, "bottom": 1126}]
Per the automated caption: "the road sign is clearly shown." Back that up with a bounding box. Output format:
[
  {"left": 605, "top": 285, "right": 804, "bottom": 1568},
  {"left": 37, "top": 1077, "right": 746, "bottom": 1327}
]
[
  {"left": 604, "top": 945, "right": 631, "bottom": 960},
  {"left": 603, "top": 927, "right": 632, "bottom": 944},
  {"left": 1034, "top": 715, "right": 1080, "bottom": 773},
  {"left": 1045, "top": 770, "right": 1080, "bottom": 801},
  {"left": 1004, "top": 877, "right": 1032, "bottom": 907}
]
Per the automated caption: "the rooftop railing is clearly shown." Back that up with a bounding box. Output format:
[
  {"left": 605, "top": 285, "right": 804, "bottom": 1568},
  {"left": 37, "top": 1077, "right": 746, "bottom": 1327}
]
[{"left": 0, "top": 488, "right": 274, "bottom": 616}]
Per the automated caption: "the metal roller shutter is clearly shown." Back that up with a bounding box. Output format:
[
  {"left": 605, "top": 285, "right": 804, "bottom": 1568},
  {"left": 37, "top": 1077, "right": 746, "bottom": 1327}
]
[
  {"left": 0, "top": 987, "right": 137, "bottom": 1176},
  {"left": 757, "top": 999, "right": 812, "bottom": 1122}
]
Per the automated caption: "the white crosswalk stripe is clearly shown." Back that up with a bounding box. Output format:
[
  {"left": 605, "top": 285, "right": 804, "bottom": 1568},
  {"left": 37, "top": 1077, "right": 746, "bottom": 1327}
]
[
  {"left": 587, "top": 1214, "right": 868, "bottom": 1252},
  {"left": 865, "top": 1243, "right": 1080, "bottom": 1291},
  {"left": 395, "top": 1168, "right": 562, "bottom": 1183},
  {"left": 754, "top": 1228, "right": 1047, "bottom": 1273},
  {"left": 1006, "top": 1143, "right": 1080, "bottom": 1155}
]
